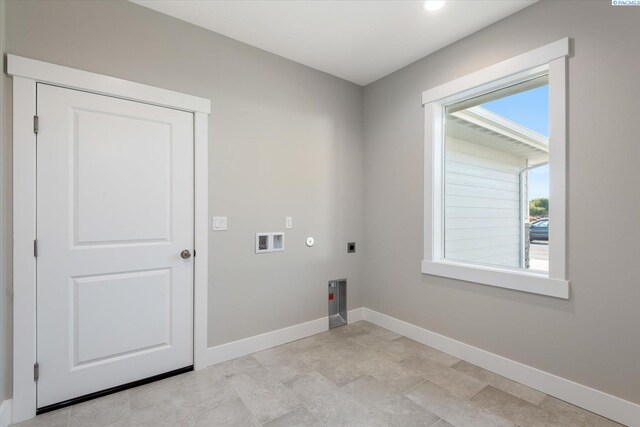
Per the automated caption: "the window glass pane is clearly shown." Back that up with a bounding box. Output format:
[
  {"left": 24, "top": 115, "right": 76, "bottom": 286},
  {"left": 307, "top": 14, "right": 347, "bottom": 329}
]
[{"left": 444, "top": 77, "right": 549, "bottom": 272}]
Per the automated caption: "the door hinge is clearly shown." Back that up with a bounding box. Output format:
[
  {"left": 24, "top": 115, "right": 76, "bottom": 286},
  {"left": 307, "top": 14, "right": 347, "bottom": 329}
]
[
  {"left": 34, "top": 363, "right": 39, "bottom": 382},
  {"left": 34, "top": 240, "right": 38, "bottom": 258},
  {"left": 33, "top": 115, "right": 39, "bottom": 134}
]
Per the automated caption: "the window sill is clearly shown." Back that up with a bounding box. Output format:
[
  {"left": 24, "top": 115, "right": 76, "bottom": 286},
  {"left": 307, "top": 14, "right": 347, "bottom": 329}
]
[{"left": 421, "top": 260, "right": 569, "bottom": 299}]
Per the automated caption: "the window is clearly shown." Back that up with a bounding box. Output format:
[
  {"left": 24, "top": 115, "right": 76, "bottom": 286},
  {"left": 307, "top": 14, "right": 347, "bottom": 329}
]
[
  {"left": 422, "top": 38, "right": 569, "bottom": 298},
  {"left": 444, "top": 77, "right": 549, "bottom": 272}
]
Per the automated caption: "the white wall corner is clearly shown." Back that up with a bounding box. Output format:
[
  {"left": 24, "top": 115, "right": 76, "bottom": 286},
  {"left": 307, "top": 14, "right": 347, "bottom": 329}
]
[
  {"left": 361, "top": 308, "right": 639, "bottom": 427},
  {"left": 0, "top": 399, "right": 12, "bottom": 427}
]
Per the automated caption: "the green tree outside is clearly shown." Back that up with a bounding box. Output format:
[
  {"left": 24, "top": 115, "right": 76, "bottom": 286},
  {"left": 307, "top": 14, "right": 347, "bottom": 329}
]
[{"left": 529, "top": 197, "right": 548, "bottom": 218}]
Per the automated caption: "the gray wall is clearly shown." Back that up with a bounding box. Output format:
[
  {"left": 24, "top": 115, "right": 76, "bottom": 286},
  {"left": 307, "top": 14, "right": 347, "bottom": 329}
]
[
  {"left": 2, "top": 0, "right": 639, "bottom": 410},
  {"left": 363, "top": 0, "right": 640, "bottom": 405},
  {"left": 2, "top": 0, "right": 364, "bottom": 367}
]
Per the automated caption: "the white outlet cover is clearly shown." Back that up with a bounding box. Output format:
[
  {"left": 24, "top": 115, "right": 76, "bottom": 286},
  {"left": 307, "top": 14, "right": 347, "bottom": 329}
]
[
  {"left": 272, "top": 232, "right": 285, "bottom": 251},
  {"left": 306, "top": 237, "right": 315, "bottom": 247},
  {"left": 212, "top": 216, "right": 227, "bottom": 231}
]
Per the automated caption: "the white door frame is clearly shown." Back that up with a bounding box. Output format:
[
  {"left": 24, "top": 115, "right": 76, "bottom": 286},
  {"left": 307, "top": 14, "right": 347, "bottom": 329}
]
[{"left": 8, "top": 55, "right": 211, "bottom": 423}]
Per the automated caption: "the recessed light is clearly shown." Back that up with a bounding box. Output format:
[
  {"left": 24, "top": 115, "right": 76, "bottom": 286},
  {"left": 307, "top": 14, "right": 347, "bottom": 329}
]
[{"left": 423, "top": 0, "right": 446, "bottom": 12}]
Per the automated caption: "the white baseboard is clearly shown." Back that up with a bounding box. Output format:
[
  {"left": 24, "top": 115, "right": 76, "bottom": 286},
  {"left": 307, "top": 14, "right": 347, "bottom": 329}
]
[
  {"left": 205, "top": 316, "right": 328, "bottom": 366},
  {"left": 361, "top": 308, "right": 639, "bottom": 427},
  {"left": 348, "top": 307, "right": 364, "bottom": 323},
  {"left": 0, "top": 399, "right": 12, "bottom": 427},
  {"left": 205, "top": 309, "right": 365, "bottom": 366}
]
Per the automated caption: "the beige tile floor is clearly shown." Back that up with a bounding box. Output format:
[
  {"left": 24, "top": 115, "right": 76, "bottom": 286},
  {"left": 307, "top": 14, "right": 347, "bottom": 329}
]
[{"left": 14, "top": 321, "right": 624, "bottom": 427}]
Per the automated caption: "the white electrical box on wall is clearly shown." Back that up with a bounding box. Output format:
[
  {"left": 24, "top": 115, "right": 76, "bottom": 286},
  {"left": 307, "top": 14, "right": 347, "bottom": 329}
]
[
  {"left": 255, "top": 232, "right": 285, "bottom": 253},
  {"left": 272, "top": 232, "right": 285, "bottom": 251}
]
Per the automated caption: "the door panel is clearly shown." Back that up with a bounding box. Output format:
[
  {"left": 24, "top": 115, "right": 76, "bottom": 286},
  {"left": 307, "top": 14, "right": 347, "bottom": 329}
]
[
  {"left": 36, "top": 84, "right": 194, "bottom": 407},
  {"left": 72, "top": 269, "right": 172, "bottom": 366},
  {"left": 73, "top": 109, "right": 173, "bottom": 245}
]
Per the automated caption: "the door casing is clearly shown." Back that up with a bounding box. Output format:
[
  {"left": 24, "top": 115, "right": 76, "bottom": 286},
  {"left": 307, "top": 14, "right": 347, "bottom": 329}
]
[{"left": 9, "top": 54, "right": 211, "bottom": 423}]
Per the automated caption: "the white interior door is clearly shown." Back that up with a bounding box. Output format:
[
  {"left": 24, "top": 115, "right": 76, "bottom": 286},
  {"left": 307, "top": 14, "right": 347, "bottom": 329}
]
[{"left": 36, "top": 84, "right": 194, "bottom": 408}]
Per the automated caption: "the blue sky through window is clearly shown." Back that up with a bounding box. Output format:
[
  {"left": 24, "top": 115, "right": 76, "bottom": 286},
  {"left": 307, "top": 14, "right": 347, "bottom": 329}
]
[
  {"left": 482, "top": 85, "right": 549, "bottom": 200},
  {"left": 482, "top": 85, "right": 548, "bottom": 137}
]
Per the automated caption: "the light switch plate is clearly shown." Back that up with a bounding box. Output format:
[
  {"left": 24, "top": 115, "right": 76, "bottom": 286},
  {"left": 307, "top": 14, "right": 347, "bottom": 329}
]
[
  {"left": 285, "top": 216, "right": 293, "bottom": 229},
  {"left": 212, "top": 216, "right": 227, "bottom": 231}
]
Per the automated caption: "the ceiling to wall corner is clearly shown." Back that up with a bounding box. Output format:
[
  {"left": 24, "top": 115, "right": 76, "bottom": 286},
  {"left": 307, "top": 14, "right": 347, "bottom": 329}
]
[{"left": 131, "top": 0, "right": 536, "bottom": 86}]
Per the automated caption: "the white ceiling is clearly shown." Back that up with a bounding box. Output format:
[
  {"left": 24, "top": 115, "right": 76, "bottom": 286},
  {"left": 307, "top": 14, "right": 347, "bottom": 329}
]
[{"left": 132, "top": 0, "right": 536, "bottom": 86}]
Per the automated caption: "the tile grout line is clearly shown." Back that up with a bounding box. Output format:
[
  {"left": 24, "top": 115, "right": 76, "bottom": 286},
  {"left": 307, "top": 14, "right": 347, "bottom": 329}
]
[
  {"left": 337, "top": 373, "right": 369, "bottom": 390},
  {"left": 236, "top": 351, "right": 317, "bottom": 426},
  {"left": 400, "top": 378, "right": 427, "bottom": 396},
  {"left": 126, "top": 389, "right": 132, "bottom": 425},
  {"left": 465, "top": 383, "right": 491, "bottom": 401},
  {"left": 259, "top": 405, "right": 303, "bottom": 426}
]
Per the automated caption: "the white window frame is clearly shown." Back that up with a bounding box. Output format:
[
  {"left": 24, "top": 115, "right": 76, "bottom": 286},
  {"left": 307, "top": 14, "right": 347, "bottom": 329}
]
[
  {"left": 422, "top": 38, "right": 570, "bottom": 299},
  {"left": 8, "top": 55, "right": 211, "bottom": 423}
]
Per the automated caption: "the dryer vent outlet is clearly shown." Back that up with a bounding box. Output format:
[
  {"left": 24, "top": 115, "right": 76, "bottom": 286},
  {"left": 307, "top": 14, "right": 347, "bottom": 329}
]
[{"left": 328, "top": 279, "right": 347, "bottom": 329}]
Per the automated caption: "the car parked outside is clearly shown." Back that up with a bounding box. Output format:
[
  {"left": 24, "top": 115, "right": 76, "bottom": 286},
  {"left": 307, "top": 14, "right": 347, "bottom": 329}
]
[{"left": 529, "top": 218, "right": 548, "bottom": 241}]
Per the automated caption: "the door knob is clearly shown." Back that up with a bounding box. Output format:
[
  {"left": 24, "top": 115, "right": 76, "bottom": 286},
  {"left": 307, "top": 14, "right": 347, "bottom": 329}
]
[{"left": 180, "top": 250, "right": 192, "bottom": 259}]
